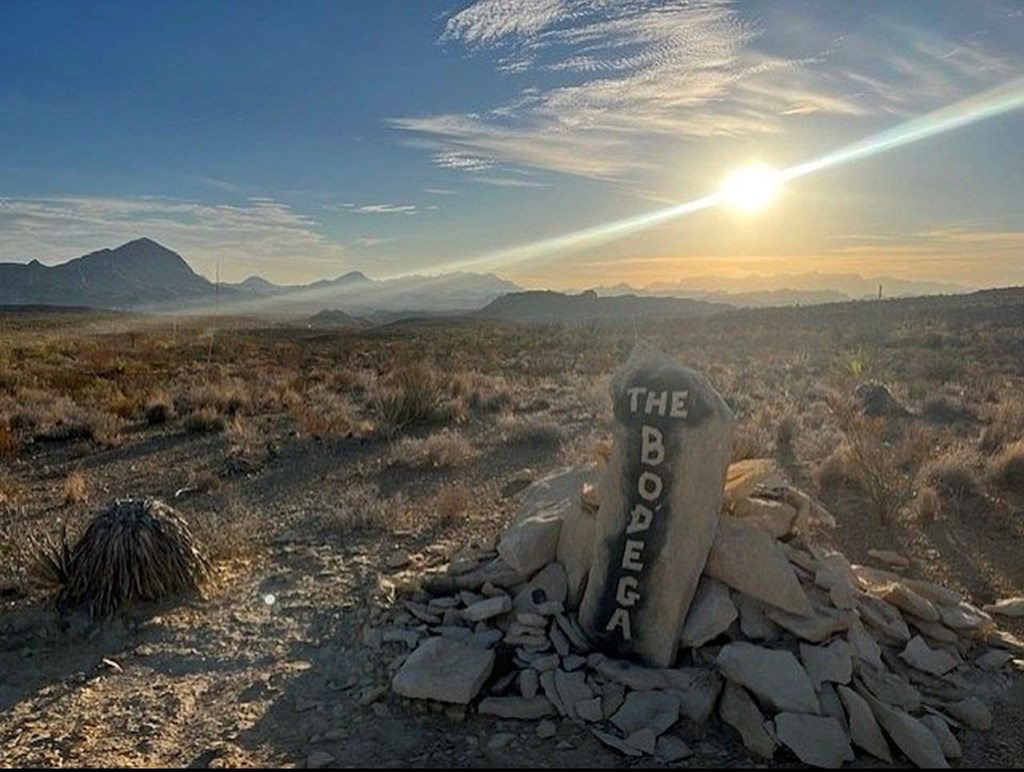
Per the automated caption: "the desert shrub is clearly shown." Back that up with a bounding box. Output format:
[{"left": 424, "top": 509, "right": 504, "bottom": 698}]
[
  {"left": 63, "top": 470, "right": 88, "bottom": 504},
  {"left": 145, "top": 393, "right": 175, "bottom": 426},
  {"left": 732, "top": 421, "right": 773, "bottom": 462},
  {"left": 818, "top": 444, "right": 862, "bottom": 489},
  {"left": 184, "top": 407, "right": 226, "bottom": 434},
  {"left": 776, "top": 412, "right": 800, "bottom": 448},
  {"left": 33, "top": 498, "right": 211, "bottom": 617},
  {"left": 0, "top": 422, "right": 18, "bottom": 459},
  {"left": 826, "top": 393, "right": 912, "bottom": 524},
  {"left": 290, "top": 393, "right": 355, "bottom": 440},
  {"left": 989, "top": 440, "right": 1024, "bottom": 494},
  {"left": 978, "top": 400, "right": 1024, "bottom": 453},
  {"left": 371, "top": 364, "right": 460, "bottom": 435},
  {"left": 921, "top": 349, "right": 965, "bottom": 383},
  {"left": 434, "top": 483, "right": 470, "bottom": 527},
  {"left": 915, "top": 486, "right": 941, "bottom": 522},
  {"left": 391, "top": 429, "right": 476, "bottom": 468},
  {"left": 920, "top": 447, "right": 983, "bottom": 499},
  {"left": 502, "top": 416, "right": 564, "bottom": 448}
]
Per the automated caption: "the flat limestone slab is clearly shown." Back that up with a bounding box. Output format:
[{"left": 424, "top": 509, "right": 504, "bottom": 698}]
[
  {"left": 579, "top": 347, "right": 734, "bottom": 666},
  {"left": 716, "top": 642, "right": 820, "bottom": 714},
  {"left": 391, "top": 637, "right": 495, "bottom": 704}
]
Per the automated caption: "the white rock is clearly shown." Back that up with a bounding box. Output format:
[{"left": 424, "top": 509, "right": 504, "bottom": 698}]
[
  {"left": 716, "top": 642, "right": 820, "bottom": 714},
  {"left": 665, "top": 669, "right": 723, "bottom": 726},
  {"left": 736, "top": 592, "right": 781, "bottom": 641},
  {"left": 513, "top": 563, "right": 568, "bottom": 614},
  {"left": 899, "top": 636, "right": 959, "bottom": 676},
  {"left": 859, "top": 689, "right": 948, "bottom": 769},
  {"left": 705, "top": 517, "right": 814, "bottom": 617},
  {"left": 519, "top": 668, "right": 539, "bottom": 700},
  {"left": 719, "top": 680, "right": 776, "bottom": 759},
  {"left": 819, "top": 683, "right": 847, "bottom": 730},
  {"left": 624, "top": 728, "right": 657, "bottom": 755},
  {"left": 945, "top": 697, "right": 992, "bottom": 730},
  {"left": 937, "top": 601, "right": 994, "bottom": 631},
  {"left": 576, "top": 697, "right": 603, "bottom": 723},
  {"left": 680, "top": 577, "right": 738, "bottom": 648},
  {"left": 478, "top": 696, "right": 556, "bottom": 719},
  {"left": 764, "top": 606, "right": 851, "bottom": 643},
  {"left": 306, "top": 751, "right": 335, "bottom": 768},
  {"left": 553, "top": 669, "right": 592, "bottom": 720},
  {"left": 920, "top": 714, "right": 962, "bottom": 759},
  {"left": 461, "top": 595, "right": 512, "bottom": 623},
  {"left": 610, "top": 690, "right": 681, "bottom": 737},
  {"left": 867, "top": 549, "right": 910, "bottom": 568},
  {"left": 879, "top": 583, "right": 940, "bottom": 622},
  {"left": 724, "top": 459, "right": 785, "bottom": 504},
  {"left": 536, "top": 720, "right": 557, "bottom": 739},
  {"left": 592, "top": 729, "right": 642, "bottom": 757},
  {"left": 982, "top": 596, "right": 1024, "bottom": 617},
  {"left": 837, "top": 685, "right": 892, "bottom": 763},
  {"left": 975, "top": 649, "right": 1014, "bottom": 671},
  {"left": 391, "top": 637, "right": 494, "bottom": 704},
  {"left": 846, "top": 619, "right": 884, "bottom": 669},
  {"left": 856, "top": 592, "right": 911, "bottom": 644},
  {"left": 909, "top": 618, "right": 959, "bottom": 644},
  {"left": 774, "top": 713, "right": 854, "bottom": 769},
  {"left": 556, "top": 497, "right": 594, "bottom": 610},
  {"left": 498, "top": 508, "right": 563, "bottom": 577},
  {"left": 655, "top": 735, "right": 693, "bottom": 762},
  {"left": 516, "top": 465, "right": 597, "bottom": 521},
  {"left": 901, "top": 579, "right": 963, "bottom": 607},
  {"left": 800, "top": 640, "right": 853, "bottom": 691},
  {"left": 731, "top": 495, "right": 797, "bottom": 539},
  {"left": 859, "top": 664, "right": 922, "bottom": 712}
]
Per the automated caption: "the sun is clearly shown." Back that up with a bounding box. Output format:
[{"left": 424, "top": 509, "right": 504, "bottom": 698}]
[{"left": 718, "top": 164, "right": 783, "bottom": 212}]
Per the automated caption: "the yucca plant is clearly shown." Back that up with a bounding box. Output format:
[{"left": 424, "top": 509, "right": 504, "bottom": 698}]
[{"left": 33, "top": 499, "right": 212, "bottom": 618}]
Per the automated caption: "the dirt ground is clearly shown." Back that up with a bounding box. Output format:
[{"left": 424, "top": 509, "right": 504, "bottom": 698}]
[{"left": 1, "top": 299, "right": 1022, "bottom": 768}]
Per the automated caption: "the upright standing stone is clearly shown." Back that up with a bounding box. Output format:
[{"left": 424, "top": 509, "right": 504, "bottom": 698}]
[{"left": 578, "top": 347, "right": 734, "bottom": 667}]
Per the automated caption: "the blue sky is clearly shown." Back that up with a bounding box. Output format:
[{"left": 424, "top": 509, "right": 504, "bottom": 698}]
[{"left": 1, "top": 0, "right": 1023, "bottom": 288}]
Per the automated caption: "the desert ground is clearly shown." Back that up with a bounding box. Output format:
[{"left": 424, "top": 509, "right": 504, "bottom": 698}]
[{"left": 1, "top": 291, "right": 1023, "bottom": 768}]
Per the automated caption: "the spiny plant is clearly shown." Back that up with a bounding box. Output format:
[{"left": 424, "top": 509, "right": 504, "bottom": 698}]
[{"left": 33, "top": 499, "right": 212, "bottom": 618}]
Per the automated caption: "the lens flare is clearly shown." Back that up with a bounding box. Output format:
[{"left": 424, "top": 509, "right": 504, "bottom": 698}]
[{"left": 426, "top": 74, "right": 1024, "bottom": 277}]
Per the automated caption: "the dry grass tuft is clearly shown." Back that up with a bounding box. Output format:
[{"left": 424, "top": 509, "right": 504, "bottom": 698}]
[
  {"left": 391, "top": 429, "right": 476, "bottom": 468},
  {"left": 434, "top": 483, "right": 471, "bottom": 528},
  {"left": 184, "top": 407, "right": 226, "bottom": 434},
  {"left": 920, "top": 446, "right": 983, "bottom": 499},
  {"left": 988, "top": 439, "right": 1024, "bottom": 494},
  {"left": 371, "top": 364, "right": 461, "bottom": 436},
  {"left": 915, "top": 486, "right": 941, "bottom": 522},
  {"left": 63, "top": 470, "right": 88, "bottom": 505}
]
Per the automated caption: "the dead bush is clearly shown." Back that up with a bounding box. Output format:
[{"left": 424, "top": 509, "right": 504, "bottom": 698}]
[
  {"left": 391, "top": 429, "right": 476, "bottom": 468},
  {"left": 920, "top": 446, "right": 983, "bottom": 499},
  {"left": 989, "top": 439, "right": 1024, "bottom": 494},
  {"left": 145, "top": 393, "right": 175, "bottom": 426},
  {"left": 826, "top": 393, "right": 912, "bottom": 524},
  {"left": 915, "top": 486, "right": 941, "bottom": 522},
  {"left": 63, "top": 470, "right": 88, "bottom": 505},
  {"left": 434, "top": 483, "right": 470, "bottom": 528},
  {"left": 184, "top": 407, "right": 226, "bottom": 434},
  {"left": 502, "top": 416, "right": 564, "bottom": 449}
]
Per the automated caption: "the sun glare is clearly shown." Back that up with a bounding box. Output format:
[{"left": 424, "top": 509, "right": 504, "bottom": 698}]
[{"left": 718, "top": 164, "right": 783, "bottom": 212}]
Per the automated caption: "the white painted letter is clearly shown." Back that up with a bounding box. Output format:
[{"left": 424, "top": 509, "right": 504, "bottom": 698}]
[
  {"left": 626, "top": 504, "right": 653, "bottom": 535},
  {"left": 671, "top": 390, "right": 689, "bottom": 418},
  {"left": 641, "top": 425, "right": 664, "bottom": 466},
  {"left": 616, "top": 576, "right": 640, "bottom": 607},
  {"left": 606, "top": 608, "right": 632, "bottom": 640},
  {"left": 622, "top": 539, "right": 645, "bottom": 571},
  {"left": 638, "top": 471, "right": 663, "bottom": 502},
  {"left": 627, "top": 387, "right": 646, "bottom": 412},
  {"left": 645, "top": 389, "right": 668, "bottom": 416}
]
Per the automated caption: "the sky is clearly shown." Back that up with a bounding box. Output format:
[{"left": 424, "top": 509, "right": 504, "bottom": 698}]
[{"left": 1, "top": 0, "right": 1023, "bottom": 289}]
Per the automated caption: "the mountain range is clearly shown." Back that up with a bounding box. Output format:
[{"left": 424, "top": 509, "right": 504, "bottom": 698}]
[{"left": 0, "top": 238, "right": 980, "bottom": 319}]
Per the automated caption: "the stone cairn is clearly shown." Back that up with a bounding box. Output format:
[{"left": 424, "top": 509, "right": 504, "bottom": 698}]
[{"left": 363, "top": 349, "right": 1024, "bottom": 768}]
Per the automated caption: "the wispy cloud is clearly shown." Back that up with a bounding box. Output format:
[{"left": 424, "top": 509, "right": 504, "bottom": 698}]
[
  {"left": 331, "top": 202, "right": 420, "bottom": 215},
  {"left": 393, "top": 0, "right": 1022, "bottom": 183},
  {"left": 423, "top": 187, "right": 458, "bottom": 196},
  {"left": 471, "top": 176, "right": 548, "bottom": 188},
  {"left": 0, "top": 196, "right": 346, "bottom": 282}
]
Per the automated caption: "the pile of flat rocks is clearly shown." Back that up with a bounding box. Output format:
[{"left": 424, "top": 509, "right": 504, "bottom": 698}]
[{"left": 363, "top": 458, "right": 1024, "bottom": 768}]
